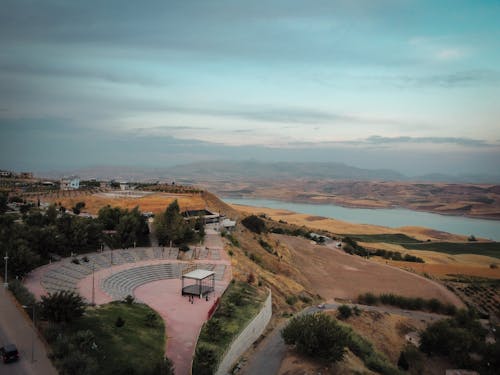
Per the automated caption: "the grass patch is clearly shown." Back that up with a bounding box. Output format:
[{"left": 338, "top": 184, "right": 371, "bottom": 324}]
[
  {"left": 400, "top": 242, "right": 500, "bottom": 259},
  {"left": 193, "top": 281, "right": 267, "bottom": 373},
  {"left": 346, "top": 234, "right": 422, "bottom": 244},
  {"left": 69, "top": 302, "right": 165, "bottom": 374}
]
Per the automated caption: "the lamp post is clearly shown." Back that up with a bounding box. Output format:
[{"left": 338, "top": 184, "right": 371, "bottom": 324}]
[{"left": 3, "top": 252, "right": 8, "bottom": 288}]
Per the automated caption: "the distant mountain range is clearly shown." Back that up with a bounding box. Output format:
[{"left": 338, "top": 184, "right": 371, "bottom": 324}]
[{"left": 38, "top": 161, "right": 500, "bottom": 184}]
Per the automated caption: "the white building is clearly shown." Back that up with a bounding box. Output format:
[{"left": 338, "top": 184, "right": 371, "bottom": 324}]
[{"left": 60, "top": 177, "right": 80, "bottom": 190}]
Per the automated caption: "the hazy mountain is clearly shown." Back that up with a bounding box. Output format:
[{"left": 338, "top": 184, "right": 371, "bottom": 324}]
[{"left": 37, "top": 161, "right": 500, "bottom": 184}]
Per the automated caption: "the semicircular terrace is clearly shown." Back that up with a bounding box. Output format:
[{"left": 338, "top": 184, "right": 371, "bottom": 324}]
[
  {"left": 40, "top": 247, "right": 180, "bottom": 295},
  {"left": 101, "top": 263, "right": 226, "bottom": 301}
]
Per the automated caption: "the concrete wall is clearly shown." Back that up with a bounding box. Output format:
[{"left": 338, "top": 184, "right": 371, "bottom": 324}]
[{"left": 215, "top": 290, "right": 272, "bottom": 375}]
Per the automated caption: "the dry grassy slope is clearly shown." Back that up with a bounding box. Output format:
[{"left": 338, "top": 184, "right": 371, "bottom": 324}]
[
  {"left": 227, "top": 225, "right": 317, "bottom": 314},
  {"left": 42, "top": 190, "right": 239, "bottom": 217}
]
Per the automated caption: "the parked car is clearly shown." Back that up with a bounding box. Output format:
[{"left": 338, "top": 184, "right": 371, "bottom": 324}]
[{"left": 0, "top": 344, "right": 19, "bottom": 363}]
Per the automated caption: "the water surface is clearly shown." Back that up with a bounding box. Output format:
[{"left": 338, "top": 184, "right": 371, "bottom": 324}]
[{"left": 223, "top": 197, "right": 500, "bottom": 241}]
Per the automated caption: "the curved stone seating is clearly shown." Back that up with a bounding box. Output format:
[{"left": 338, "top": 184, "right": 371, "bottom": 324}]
[
  {"left": 101, "top": 263, "right": 182, "bottom": 300},
  {"left": 101, "top": 263, "right": 227, "bottom": 301},
  {"left": 39, "top": 246, "right": 224, "bottom": 297},
  {"left": 40, "top": 247, "right": 179, "bottom": 295}
]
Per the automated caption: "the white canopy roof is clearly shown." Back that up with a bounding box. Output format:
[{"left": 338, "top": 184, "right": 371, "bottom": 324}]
[{"left": 182, "top": 269, "right": 215, "bottom": 280}]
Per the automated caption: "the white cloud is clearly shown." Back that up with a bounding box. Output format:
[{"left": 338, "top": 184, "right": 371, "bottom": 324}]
[{"left": 435, "top": 48, "right": 465, "bottom": 61}]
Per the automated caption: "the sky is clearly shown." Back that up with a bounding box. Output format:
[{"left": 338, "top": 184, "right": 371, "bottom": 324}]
[{"left": 1, "top": 0, "right": 499, "bottom": 176}]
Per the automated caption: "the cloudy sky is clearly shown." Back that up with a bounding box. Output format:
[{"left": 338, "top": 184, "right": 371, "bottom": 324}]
[{"left": 1, "top": 0, "right": 499, "bottom": 176}]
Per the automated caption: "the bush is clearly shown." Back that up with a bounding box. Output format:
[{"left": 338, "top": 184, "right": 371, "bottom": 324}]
[
  {"left": 124, "top": 295, "right": 135, "bottom": 304},
  {"left": 338, "top": 304, "right": 352, "bottom": 320},
  {"left": 8, "top": 279, "right": 36, "bottom": 307},
  {"left": 241, "top": 215, "right": 267, "bottom": 234},
  {"left": 281, "top": 313, "right": 349, "bottom": 362},
  {"left": 286, "top": 295, "right": 298, "bottom": 305},
  {"left": 41, "top": 290, "right": 86, "bottom": 323},
  {"left": 358, "top": 292, "right": 378, "bottom": 305},
  {"left": 258, "top": 239, "right": 274, "bottom": 254},
  {"left": 115, "top": 316, "right": 125, "bottom": 327},
  {"left": 192, "top": 345, "right": 217, "bottom": 375}
]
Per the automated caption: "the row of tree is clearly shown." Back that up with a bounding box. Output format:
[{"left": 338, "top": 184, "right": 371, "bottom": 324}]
[{"left": 1, "top": 199, "right": 206, "bottom": 279}]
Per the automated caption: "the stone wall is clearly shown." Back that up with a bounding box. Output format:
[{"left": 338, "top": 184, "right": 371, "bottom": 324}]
[{"left": 215, "top": 290, "right": 272, "bottom": 375}]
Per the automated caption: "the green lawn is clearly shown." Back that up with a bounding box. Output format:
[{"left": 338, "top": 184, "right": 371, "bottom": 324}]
[
  {"left": 71, "top": 302, "right": 165, "bottom": 374},
  {"left": 400, "top": 242, "right": 500, "bottom": 259}
]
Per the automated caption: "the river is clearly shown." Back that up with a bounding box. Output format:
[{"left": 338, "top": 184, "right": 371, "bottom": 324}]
[{"left": 223, "top": 197, "right": 500, "bottom": 241}]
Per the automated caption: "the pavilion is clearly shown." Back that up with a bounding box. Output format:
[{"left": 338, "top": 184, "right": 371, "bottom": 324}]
[{"left": 181, "top": 269, "right": 215, "bottom": 298}]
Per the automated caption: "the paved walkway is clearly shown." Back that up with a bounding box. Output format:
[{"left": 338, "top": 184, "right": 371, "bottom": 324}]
[{"left": 0, "top": 285, "right": 58, "bottom": 375}]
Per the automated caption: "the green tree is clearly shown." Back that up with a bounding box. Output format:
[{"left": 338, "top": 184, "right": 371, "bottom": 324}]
[
  {"left": 282, "top": 312, "right": 348, "bottom": 362},
  {"left": 241, "top": 215, "right": 266, "bottom": 234},
  {"left": 192, "top": 345, "right": 217, "bottom": 375},
  {"left": 41, "top": 290, "right": 86, "bottom": 323},
  {"left": 154, "top": 200, "right": 189, "bottom": 245},
  {"left": 0, "top": 192, "right": 7, "bottom": 213},
  {"left": 337, "top": 304, "right": 352, "bottom": 320}
]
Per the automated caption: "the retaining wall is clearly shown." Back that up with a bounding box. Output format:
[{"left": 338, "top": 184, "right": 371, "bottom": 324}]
[{"left": 215, "top": 290, "right": 272, "bottom": 375}]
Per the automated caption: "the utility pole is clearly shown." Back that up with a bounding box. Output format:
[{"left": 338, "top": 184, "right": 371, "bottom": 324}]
[{"left": 3, "top": 252, "right": 8, "bottom": 288}]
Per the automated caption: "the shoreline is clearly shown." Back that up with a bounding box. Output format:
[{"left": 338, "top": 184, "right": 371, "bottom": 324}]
[{"left": 221, "top": 194, "right": 500, "bottom": 221}]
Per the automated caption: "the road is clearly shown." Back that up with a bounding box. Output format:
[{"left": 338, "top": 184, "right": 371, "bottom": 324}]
[
  {"left": 241, "top": 301, "right": 447, "bottom": 375},
  {"left": 0, "top": 286, "right": 58, "bottom": 375}
]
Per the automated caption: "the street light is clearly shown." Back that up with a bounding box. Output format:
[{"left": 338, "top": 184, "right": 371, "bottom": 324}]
[
  {"left": 3, "top": 252, "right": 8, "bottom": 288},
  {"left": 22, "top": 304, "right": 36, "bottom": 363}
]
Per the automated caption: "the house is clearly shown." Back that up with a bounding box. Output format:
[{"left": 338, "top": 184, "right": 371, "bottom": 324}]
[
  {"left": 19, "top": 172, "right": 33, "bottom": 179},
  {"left": 60, "top": 177, "right": 80, "bottom": 190},
  {"left": 0, "top": 170, "right": 13, "bottom": 178}
]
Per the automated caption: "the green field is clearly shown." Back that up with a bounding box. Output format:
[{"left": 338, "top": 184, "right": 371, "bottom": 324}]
[
  {"left": 400, "top": 242, "right": 500, "bottom": 259},
  {"left": 346, "top": 233, "right": 422, "bottom": 244},
  {"left": 71, "top": 302, "right": 166, "bottom": 374}
]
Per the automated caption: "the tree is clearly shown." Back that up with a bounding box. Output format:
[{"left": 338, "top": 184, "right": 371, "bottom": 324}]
[
  {"left": 41, "top": 290, "right": 86, "bottom": 323},
  {"left": 337, "top": 304, "right": 352, "bottom": 320},
  {"left": 192, "top": 345, "right": 217, "bottom": 375},
  {"left": 0, "top": 192, "right": 7, "bottom": 214},
  {"left": 282, "top": 312, "right": 348, "bottom": 363},
  {"left": 72, "top": 201, "right": 85, "bottom": 215},
  {"left": 154, "top": 200, "right": 190, "bottom": 245},
  {"left": 241, "top": 215, "right": 266, "bottom": 234}
]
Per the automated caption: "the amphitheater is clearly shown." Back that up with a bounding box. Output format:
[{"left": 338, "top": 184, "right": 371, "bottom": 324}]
[
  {"left": 24, "top": 234, "right": 232, "bottom": 375},
  {"left": 36, "top": 246, "right": 227, "bottom": 302}
]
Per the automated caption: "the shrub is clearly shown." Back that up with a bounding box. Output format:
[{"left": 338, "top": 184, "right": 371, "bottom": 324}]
[
  {"left": 179, "top": 244, "right": 190, "bottom": 252},
  {"left": 192, "top": 345, "right": 217, "bottom": 375},
  {"left": 124, "top": 295, "right": 135, "bottom": 304},
  {"left": 337, "top": 305, "right": 352, "bottom": 320},
  {"left": 241, "top": 215, "right": 267, "bottom": 234},
  {"left": 282, "top": 313, "right": 348, "bottom": 363},
  {"left": 41, "top": 290, "right": 86, "bottom": 323},
  {"left": 8, "top": 279, "right": 36, "bottom": 307},
  {"left": 358, "top": 292, "right": 378, "bottom": 305},
  {"left": 286, "top": 295, "right": 298, "bottom": 305},
  {"left": 115, "top": 316, "right": 125, "bottom": 327},
  {"left": 258, "top": 239, "right": 274, "bottom": 254}
]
